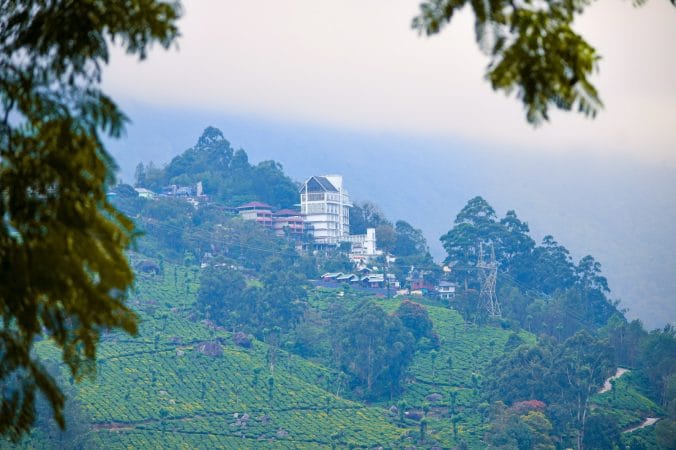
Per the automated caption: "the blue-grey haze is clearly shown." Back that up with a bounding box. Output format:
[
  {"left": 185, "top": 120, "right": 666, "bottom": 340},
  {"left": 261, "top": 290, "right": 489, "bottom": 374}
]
[{"left": 108, "top": 101, "right": 676, "bottom": 330}]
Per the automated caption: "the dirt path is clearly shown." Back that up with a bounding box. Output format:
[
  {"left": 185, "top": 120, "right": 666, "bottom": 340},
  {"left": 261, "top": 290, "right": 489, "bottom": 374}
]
[
  {"left": 624, "top": 417, "right": 659, "bottom": 433},
  {"left": 599, "top": 367, "right": 630, "bottom": 394}
]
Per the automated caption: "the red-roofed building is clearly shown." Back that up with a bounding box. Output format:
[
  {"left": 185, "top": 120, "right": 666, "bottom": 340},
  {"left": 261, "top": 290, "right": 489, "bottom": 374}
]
[
  {"left": 272, "top": 209, "right": 305, "bottom": 237},
  {"left": 237, "top": 202, "right": 274, "bottom": 228}
]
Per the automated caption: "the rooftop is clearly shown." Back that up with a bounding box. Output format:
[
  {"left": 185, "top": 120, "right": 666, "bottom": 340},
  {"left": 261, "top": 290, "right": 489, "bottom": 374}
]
[
  {"left": 237, "top": 201, "right": 273, "bottom": 210},
  {"left": 300, "top": 176, "right": 338, "bottom": 193},
  {"left": 273, "top": 209, "right": 303, "bottom": 217}
]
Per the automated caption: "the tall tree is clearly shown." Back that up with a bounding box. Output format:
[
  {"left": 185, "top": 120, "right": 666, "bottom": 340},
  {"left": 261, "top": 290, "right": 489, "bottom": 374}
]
[
  {"left": 441, "top": 196, "right": 501, "bottom": 288},
  {"left": 576, "top": 255, "right": 610, "bottom": 294},
  {"left": 527, "top": 235, "right": 577, "bottom": 295},
  {"left": 497, "top": 210, "right": 535, "bottom": 267},
  {"left": 334, "top": 300, "right": 415, "bottom": 399},
  {"left": 0, "top": 0, "right": 180, "bottom": 439},
  {"left": 394, "top": 220, "right": 430, "bottom": 257},
  {"left": 196, "top": 265, "right": 248, "bottom": 330},
  {"left": 248, "top": 257, "right": 309, "bottom": 335}
]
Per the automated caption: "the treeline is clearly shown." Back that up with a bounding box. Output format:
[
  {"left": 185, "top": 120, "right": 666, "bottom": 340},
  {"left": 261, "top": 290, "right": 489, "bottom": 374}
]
[
  {"left": 483, "top": 322, "right": 675, "bottom": 449},
  {"left": 134, "top": 127, "right": 298, "bottom": 209},
  {"left": 441, "top": 196, "right": 618, "bottom": 338}
]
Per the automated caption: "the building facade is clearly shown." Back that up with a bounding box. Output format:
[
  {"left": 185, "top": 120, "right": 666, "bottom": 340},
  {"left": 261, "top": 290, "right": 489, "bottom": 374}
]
[
  {"left": 347, "top": 228, "right": 379, "bottom": 261},
  {"left": 236, "top": 201, "right": 274, "bottom": 228},
  {"left": 299, "top": 175, "right": 352, "bottom": 245},
  {"left": 272, "top": 209, "right": 305, "bottom": 237}
]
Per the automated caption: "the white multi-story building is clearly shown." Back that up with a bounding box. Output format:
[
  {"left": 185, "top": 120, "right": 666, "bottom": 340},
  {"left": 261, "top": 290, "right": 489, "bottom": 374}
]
[
  {"left": 300, "top": 175, "right": 352, "bottom": 245},
  {"left": 347, "top": 228, "right": 380, "bottom": 261}
]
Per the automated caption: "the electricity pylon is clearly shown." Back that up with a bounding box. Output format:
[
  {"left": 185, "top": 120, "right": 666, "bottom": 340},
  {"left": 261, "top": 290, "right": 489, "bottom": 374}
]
[{"left": 477, "top": 242, "right": 501, "bottom": 317}]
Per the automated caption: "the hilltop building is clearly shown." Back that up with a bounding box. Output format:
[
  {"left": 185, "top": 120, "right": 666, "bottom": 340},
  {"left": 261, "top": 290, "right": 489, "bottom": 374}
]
[
  {"left": 237, "top": 202, "right": 306, "bottom": 238},
  {"left": 347, "top": 228, "right": 379, "bottom": 262},
  {"left": 236, "top": 174, "right": 379, "bottom": 259},
  {"left": 236, "top": 202, "right": 274, "bottom": 228},
  {"left": 272, "top": 209, "right": 305, "bottom": 237},
  {"left": 299, "top": 175, "right": 352, "bottom": 245}
]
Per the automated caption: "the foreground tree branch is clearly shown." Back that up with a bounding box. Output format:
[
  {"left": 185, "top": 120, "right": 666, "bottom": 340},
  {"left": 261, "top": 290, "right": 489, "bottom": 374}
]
[{"left": 0, "top": 0, "right": 181, "bottom": 440}]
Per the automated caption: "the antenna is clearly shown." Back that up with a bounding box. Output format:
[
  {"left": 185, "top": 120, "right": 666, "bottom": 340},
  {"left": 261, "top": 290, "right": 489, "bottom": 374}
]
[{"left": 477, "top": 241, "right": 501, "bottom": 317}]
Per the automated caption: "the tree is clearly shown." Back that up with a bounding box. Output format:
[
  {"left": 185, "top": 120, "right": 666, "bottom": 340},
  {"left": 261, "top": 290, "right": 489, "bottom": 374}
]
[
  {"left": 375, "top": 223, "right": 396, "bottom": 254},
  {"left": 334, "top": 300, "right": 415, "bottom": 399},
  {"left": 582, "top": 413, "right": 623, "bottom": 450},
  {"left": 196, "top": 265, "right": 248, "bottom": 329},
  {"left": 528, "top": 235, "right": 577, "bottom": 295},
  {"left": 394, "top": 220, "right": 429, "bottom": 257},
  {"left": 486, "top": 332, "right": 615, "bottom": 449},
  {"left": 441, "top": 196, "right": 501, "bottom": 289},
  {"left": 412, "top": 0, "right": 609, "bottom": 124},
  {"left": 576, "top": 255, "right": 610, "bottom": 294},
  {"left": 134, "top": 162, "right": 146, "bottom": 187},
  {"left": 497, "top": 210, "right": 536, "bottom": 273},
  {"left": 395, "top": 300, "right": 436, "bottom": 342},
  {"left": 487, "top": 401, "right": 555, "bottom": 450},
  {"left": 247, "top": 257, "right": 309, "bottom": 335},
  {"left": 0, "top": 0, "right": 180, "bottom": 439}
]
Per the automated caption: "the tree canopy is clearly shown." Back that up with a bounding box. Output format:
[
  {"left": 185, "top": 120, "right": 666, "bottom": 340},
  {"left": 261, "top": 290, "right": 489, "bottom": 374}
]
[
  {"left": 0, "top": 0, "right": 180, "bottom": 439},
  {"left": 137, "top": 127, "right": 299, "bottom": 209},
  {"left": 441, "top": 196, "right": 619, "bottom": 333}
]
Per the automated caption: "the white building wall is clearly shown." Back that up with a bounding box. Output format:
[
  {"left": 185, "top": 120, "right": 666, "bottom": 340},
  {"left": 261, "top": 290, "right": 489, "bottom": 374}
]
[{"left": 301, "top": 175, "right": 352, "bottom": 245}]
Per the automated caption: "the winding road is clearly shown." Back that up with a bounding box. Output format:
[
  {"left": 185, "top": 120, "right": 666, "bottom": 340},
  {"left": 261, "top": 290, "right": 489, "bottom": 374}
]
[{"left": 599, "top": 367, "right": 630, "bottom": 394}]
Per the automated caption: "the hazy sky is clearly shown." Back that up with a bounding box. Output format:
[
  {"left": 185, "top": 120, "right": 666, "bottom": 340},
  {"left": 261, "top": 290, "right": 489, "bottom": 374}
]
[{"left": 104, "top": 0, "right": 676, "bottom": 166}]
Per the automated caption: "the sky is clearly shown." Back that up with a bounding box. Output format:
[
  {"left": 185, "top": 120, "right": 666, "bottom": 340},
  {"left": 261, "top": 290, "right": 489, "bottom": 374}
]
[{"left": 104, "top": 0, "right": 676, "bottom": 167}]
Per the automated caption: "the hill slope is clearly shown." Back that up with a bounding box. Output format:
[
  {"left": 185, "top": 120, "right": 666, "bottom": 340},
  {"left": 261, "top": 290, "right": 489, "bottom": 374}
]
[
  {"left": 107, "top": 109, "right": 676, "bottom": 329},
  {"left": 15, "top": 261, "right": 668, "bottom": 449},
  {"left": 25, "top": 265, "right": 403, "bottom": 449}
]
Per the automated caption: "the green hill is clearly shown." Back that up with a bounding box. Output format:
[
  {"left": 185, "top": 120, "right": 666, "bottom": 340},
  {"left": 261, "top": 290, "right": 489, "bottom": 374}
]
[
  {"left": 23, "top": 264, "right": 403, "bottom": 449},
  {"left": 14, "top": 260, "right": 671, "bottom": 449},
  {"left": 17, "top": 263, "right": 538, "bottom": 449}
]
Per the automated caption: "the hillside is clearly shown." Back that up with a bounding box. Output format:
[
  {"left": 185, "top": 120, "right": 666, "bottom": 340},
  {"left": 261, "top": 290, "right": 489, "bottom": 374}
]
[
  {"left": 18, "top": 261, "right": 668, "bottom": 449},
  {"left": 24, "top": 264, "right": 403, "bottom": 449},
  {"left": 10, "top": 127, "right": 673, "bottom": 449},
  {"left": 107, "top": 108, "right": 676, "bottom": 329},
  {"left": 18, "top": 263, "right": 535, "bottom": 449}
]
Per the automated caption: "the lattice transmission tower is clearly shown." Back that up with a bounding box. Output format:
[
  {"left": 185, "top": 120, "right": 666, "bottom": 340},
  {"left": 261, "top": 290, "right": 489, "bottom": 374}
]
[{"left": 477, "top": 242, "right": 501, "bottom": 317}]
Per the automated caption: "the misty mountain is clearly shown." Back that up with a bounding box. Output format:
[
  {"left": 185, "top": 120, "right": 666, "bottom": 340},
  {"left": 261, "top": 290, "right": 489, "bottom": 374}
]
[{"left": 107, "top": 102, "right": 676, "bottom": 329}]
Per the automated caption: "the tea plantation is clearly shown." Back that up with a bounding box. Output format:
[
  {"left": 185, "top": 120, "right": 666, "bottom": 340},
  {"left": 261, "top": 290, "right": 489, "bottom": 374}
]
[{"left": 14, "top": 263, "right": 664, "bottom": 448}]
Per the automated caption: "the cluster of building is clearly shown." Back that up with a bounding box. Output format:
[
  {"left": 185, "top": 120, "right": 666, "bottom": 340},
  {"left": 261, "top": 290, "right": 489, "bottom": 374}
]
[
  {"left": 131, "top": 173, "right": 460, "bottom": 298},
  {"left": 134, "top": 181, "right": 208, "bottom": 207},
  {"left": 237, "top": 174, "right": 380, "bottom": 261},
  {"left": 321, "top": 270, "right": 400, "bottom": 290},
  {"left": 131, "top": 175, "right": 378, "bottom": 259},
  {"left": 236, "top": 202, "right": 306, "bottom": 238},
  {"left": 319, "top": 270, "right": 457, "bottom": 299}
]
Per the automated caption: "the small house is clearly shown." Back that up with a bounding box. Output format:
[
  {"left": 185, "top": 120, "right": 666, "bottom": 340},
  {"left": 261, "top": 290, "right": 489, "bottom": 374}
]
[
  {"left": 437, "top": 281, "right": 457, "bottom": 300},
  {"left": 321, "top": 272, "right": 343, "bottom": 282}
]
